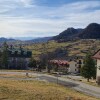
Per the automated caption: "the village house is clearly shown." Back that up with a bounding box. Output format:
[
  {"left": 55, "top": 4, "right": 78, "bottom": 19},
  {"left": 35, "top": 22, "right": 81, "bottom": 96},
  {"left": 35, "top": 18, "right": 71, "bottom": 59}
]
[
  {"left": 68, "top": 58, "right": 84, "bottom": 73},
  {"left": 49, "top": 60, "right": 69, "bottom": 73},
  {"left": 92, "top": 50, "right": 100, "bottom": 84},
  {"left": 7, "top": 46, "right": 32, "bottom": 69},
  {"left": 49, "top": 58, "right": 84, "bottom": 74}
]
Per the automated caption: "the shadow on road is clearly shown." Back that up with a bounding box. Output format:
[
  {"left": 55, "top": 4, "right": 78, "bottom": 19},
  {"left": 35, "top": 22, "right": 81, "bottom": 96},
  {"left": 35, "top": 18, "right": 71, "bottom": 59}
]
[{"left": 38, "top": 76, "right": 79, "bottom": 88}]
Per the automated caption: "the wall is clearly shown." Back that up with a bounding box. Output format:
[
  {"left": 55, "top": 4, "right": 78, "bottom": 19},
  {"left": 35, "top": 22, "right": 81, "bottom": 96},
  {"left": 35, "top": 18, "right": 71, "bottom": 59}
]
[
  {"left": 97, "top": 59, "right": 100, "bottom": 77},
  {"left": 69, "top": 61, "right": 77, "bottom": 73}
]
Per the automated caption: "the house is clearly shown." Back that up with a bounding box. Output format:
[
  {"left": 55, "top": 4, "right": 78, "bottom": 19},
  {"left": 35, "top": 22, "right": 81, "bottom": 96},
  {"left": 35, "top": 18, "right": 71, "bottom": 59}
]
[
  {"left": 76, "top": 59, "right": 84, "bottom": 73},
  {"left": 49, "top": 60, "right": 69, "bottom": 73},
  {"left": 49, "top": 58, "right": 84, "bottom": 73},
  {"left": 68, "top": 59, "right": 83, "bottom": 73},
  {"left": 92, "top": 50, "right": 100, "bottom": 84},
  {"left": 68, "top": 60, "right": 77, "bottom": 73},
  {"left": 7, "top": 46, "right": 32, "bottom": 69}
]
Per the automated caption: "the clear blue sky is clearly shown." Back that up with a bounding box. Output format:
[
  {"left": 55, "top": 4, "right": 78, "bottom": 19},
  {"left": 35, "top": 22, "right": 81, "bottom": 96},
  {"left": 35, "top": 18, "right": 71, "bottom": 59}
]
[{"left": 0, "top": 0, "right": 100, "bottom": 38}]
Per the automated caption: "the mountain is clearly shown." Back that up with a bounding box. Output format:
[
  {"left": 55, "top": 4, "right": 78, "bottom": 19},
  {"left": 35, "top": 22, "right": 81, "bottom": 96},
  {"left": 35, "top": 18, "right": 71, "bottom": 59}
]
[
  {"left": 52, "top": 23, "right": 100, "bottom": 41},
  {"left": 13, "top": 37, "right": 35, "bottom": 41},
  {"left": 0, "top": 37, "right": 15, "bottom": 42},
  {"left": 78, "top": 23, "right": 100, "bottom": 39},
  {"left": 52, "top": 27, "right": 83, "bottom": 41},
  {"left": 0, "top": 37, "right": 51, "bottom": 44},
  {"left": 27, "top": 37, "right": 52, "bottom": 43}
]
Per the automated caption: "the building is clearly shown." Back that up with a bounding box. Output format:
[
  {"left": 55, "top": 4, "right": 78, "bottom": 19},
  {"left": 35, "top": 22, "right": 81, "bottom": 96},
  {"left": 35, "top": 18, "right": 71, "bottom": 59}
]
[
  {"left": 68, "top": 59, "right": 83, "bottom": 73},
  {"left": 49, "top": 60, "right": 69, "bottom": 73},
  {"left": 7, "top": 46, "right": 32, "bottom": 69},
  {"left": 76, "top": 59, "right": 84, "bottom": 73},
  {"left": 49, "top": 59, "right": 84, "bottom": 73},
  {"left": 68, "top": 60, "right": 78, "bottom": 73},
  {"left": 92, "top": 50, "right": 100, "bottom": 83}
]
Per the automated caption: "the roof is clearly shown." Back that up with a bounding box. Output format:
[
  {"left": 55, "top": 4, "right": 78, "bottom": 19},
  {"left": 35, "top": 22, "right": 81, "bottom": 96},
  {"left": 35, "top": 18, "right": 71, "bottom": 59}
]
[
  {"left": 49, "top": 60, "right": 69, "bottom": 65},
  {"left": 92, "top": 49, "right": 100, "bottom": 59}
]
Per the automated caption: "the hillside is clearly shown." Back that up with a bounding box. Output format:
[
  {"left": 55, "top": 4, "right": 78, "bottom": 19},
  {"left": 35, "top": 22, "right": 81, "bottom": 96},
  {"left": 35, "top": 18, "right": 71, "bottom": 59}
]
[
  {"left": 78, "top": 23, "right": 100, "bottom": 39},
  {"left": 52, "top": 28, "right": 83, "bottom": 41},
  {"left": 0, "top": 37, "right": 15, "bottom": 42},
  {"left": 52, "top": 23, "right": 100, "bottom": 41},
  {"left": 24, "top": 39, "right": 100, "bottom": 60}
]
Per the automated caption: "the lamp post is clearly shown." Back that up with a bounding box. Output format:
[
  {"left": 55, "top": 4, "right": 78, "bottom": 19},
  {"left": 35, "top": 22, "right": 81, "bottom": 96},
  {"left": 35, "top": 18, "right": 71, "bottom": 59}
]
[{"left": 56, "top": 72, "right": 60, "bottom": 85}]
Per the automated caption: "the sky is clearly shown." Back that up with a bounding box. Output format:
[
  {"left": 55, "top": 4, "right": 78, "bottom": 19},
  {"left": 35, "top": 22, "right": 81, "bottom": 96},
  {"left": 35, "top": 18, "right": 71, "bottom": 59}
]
[{"left": 0, "top": 0, "right": 100, "bottom": 38}]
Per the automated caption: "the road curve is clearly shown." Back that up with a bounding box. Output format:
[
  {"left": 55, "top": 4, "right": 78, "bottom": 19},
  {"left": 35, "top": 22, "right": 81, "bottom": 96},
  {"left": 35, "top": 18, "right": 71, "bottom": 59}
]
[{"left": 0, "top": 71, "right": 100, "bottom": 99}]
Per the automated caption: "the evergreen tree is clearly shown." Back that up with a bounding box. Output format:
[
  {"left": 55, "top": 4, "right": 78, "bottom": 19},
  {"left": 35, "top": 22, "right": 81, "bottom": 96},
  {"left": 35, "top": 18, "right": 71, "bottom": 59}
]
[
  {"left": 28, "top": 58, "right": 37, "bottom": 69},
  {"left": 81, "top": 52, "right": 96, "bottom": 82},
  {"left": 2, "top": 42, "right": 9, "bottom": 69},
  {"left": 0, "top": 51, "right": 2, "bottom": 69}
]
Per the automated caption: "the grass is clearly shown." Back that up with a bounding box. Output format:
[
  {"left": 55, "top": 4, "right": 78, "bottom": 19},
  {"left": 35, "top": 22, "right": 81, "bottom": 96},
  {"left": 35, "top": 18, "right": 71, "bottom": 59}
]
[
  {"left": 25, "top": 40, "right": 70, "bottom": 59},
  {"left": 24, "top": 39, "right": 100, "bottom": 59},
  {"left": 0, "top": 74, "right": 35, "bottom": 78},
  {"left": 64, "top": 76, "right": 100, "bottom": 87},
  {"left": 79, "top": 78, "right": 100, "bottom": 87},
  {"left": 0, "top": 79, "right": 99, "bottom": 100},
  {"left": 0, "top": 69, "right": 31, "bottom": 72}
]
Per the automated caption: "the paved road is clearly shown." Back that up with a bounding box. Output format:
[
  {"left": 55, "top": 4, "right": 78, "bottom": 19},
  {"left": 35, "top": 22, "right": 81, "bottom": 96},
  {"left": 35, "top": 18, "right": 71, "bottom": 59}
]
[
  {"left": 38, "top": 75, "right": 100, "bottom": 99},
  {"left": 0, "top": 71, "right": 100, "bottom": 99}
]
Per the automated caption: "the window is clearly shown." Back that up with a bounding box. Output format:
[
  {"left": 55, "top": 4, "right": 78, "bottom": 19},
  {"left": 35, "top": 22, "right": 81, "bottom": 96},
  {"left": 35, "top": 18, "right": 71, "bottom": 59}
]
[
  {"left": 75, "top": 64, "right": 77, "bottom": 66},
  {"left": 79, "top": 60, "right": 82, "bottom": 64},
  {"left": 79, "top": 65, "right": 81, "bottom": 68},
  {"left": 18, "top": 50, "right": 21, "bottom": 54},
  {"left": 98, "top": 66, "right": 100, "bottom": 70},
  {"left": 11, "top": 51, "right": 15, "bottom": 54}
]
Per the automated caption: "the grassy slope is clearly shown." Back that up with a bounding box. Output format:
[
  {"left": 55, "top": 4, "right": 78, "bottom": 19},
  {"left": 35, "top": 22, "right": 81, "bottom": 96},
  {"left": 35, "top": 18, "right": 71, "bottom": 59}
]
[
  {"left": 25, "top": 40, "right": 70, "bottom": 59},
  {"left": 0, "top": 79, "right": 99, "bottom": 100},
  {"left": 25, "top": 39, "right": 100, "bottom": 59}
]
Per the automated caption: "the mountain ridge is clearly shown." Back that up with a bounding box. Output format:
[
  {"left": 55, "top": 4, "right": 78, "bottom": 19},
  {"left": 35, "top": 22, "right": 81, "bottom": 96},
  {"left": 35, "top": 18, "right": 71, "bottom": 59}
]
[
  {"left": 0, "top": 23, "right": 100, "bottom": 43},
  {"left": 78, "top": 23, "right": 100, "bottom": 39},
  {"left": 52, "top": 23, "right": 100, "bottom": 41}
]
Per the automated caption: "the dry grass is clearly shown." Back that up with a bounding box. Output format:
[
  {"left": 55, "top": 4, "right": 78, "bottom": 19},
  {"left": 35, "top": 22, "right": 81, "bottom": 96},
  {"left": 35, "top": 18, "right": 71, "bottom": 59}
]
[
  {"left": 24, "top": 39, "right": 100, "bottom": 59},
  {"left": 0, "top": 70, "right": 30, "bottom": 72},
  {"left": 0, "top": 79, "right": 99, "bottom": 100},
  {"left": 79, "top": 78, "right": 100, "bottom": 87},
  {"left": 0, "top": 74, "right": 36, "bottom": 78},
  {"left": 65, "top": 76, "right": 100, "bottom": 87}
]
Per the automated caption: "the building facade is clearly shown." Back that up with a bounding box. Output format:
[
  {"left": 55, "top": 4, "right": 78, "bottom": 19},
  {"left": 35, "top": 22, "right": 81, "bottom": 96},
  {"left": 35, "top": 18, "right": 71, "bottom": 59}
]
[
  {"left": 68, "top": 59, "right": 83, "bottom": 73},
  {"left": 92, "top": 50, "right": 100, "bottom": 83},
  {"left": 7, "top": 47, "right": 32, "bottom": 69},
  {"left": 49, "top": 59, "right": 84, "bottom": 73}
]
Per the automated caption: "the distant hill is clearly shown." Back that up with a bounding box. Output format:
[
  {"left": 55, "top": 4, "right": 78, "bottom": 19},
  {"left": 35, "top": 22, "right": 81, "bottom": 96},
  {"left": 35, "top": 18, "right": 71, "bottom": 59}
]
[
  {"left": 0, "top": 38, "right": 15, "bottom": 42},
  {"left": 78, "top": 23, "right": 100, "bottom": 39},
  {"left": 52, "top": 27, "right": 83, "bottom": 41},
  {"left": 52, "top": 23, "right": 100, "bottom": 41},
  {"left": 27, "top": 37, "right": 52, "bottom": 43},
  {"left": 13, "top": 37, "right": 35, "bottom": 41},
  {"left": 0, "top": 37, "right": 52, "bottom": 44}
]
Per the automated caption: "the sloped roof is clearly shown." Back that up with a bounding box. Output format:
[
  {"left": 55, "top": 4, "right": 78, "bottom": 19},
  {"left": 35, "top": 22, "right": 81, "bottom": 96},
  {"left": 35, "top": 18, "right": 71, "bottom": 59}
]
[
  {"left": 49, "top": 60, "right": 69, "bottom": 65},
  {"left": 92, "top": 49, "right": 100, "bottom": 59}
]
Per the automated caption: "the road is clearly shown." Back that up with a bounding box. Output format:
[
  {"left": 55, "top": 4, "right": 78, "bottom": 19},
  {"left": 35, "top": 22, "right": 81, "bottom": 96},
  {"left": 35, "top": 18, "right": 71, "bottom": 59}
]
[{"left": 0, "top": 71, "right": 100, "bottom": 99}]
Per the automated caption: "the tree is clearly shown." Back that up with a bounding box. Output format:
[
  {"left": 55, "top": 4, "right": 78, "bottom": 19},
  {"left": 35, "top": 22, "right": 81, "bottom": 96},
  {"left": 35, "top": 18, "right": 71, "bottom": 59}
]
[
  {"left": 0, "top": 51, "right": 3, "bottom": 69},
  {"left": 28, "top": 58, "right": 37, "bottom": 69},
  {"left": 81, "top": 52, "right": 96, "bottom": 82},
  {"left": 40, "top": 43, "right": 48, "bottom": 70},
  {"left": 1, "top": 42, "right": 9, "bottom": 69}
]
